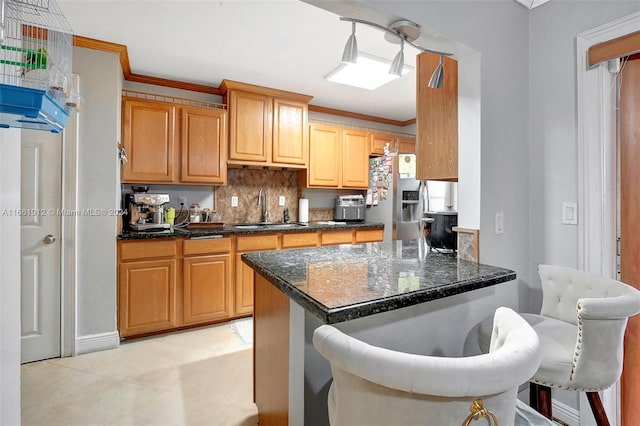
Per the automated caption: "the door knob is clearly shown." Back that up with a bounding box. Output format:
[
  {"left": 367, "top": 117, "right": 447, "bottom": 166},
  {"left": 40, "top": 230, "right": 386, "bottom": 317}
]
[{"left": 42, "top": 235, "right": 56, "bottom": 245}]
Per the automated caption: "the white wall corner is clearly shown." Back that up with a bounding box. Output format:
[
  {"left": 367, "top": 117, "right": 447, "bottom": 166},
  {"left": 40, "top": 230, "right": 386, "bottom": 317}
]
[
  {"left": 513, "top": 0, "right": 551, "bottom": 9},
  {"left": 75, "top": 331, "right": 120, "bottom": 355}
]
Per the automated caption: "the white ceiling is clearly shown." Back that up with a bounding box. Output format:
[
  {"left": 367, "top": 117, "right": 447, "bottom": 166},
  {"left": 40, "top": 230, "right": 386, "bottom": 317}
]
[{"left": 57, "top": 0, "right": 463, "bottom": 123}]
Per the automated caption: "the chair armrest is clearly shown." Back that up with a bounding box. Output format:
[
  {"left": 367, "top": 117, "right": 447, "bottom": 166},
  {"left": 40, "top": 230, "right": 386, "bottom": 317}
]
[{"left": 577, "top": 294, "right": 640, "bottom": 319}]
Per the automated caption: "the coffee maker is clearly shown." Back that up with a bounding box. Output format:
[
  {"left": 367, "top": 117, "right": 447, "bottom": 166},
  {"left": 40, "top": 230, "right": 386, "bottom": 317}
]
[{"left": 124, "top": 192, "right": 171, "bottom": 231}]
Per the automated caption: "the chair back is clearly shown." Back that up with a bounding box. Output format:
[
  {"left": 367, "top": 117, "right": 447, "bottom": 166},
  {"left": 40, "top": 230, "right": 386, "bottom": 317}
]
[
  {"left": 537, "top": 264, "right": 640, "bottom": 389},
  {"left": 312, "top": 307, "right": 541, "bottom": 426}
]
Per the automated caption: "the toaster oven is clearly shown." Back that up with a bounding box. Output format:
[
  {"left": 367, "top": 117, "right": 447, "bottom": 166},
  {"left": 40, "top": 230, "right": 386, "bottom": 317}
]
[{"left": 334, "top": 195, "right": 365, "bottom": 221}]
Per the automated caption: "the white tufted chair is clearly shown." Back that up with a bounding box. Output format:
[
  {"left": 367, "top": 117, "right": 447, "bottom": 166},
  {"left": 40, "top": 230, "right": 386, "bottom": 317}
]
[
  {"left": 479, "top": 265, "right": 640, "bottom": 426},
  {"left": 313, "top": 307, "right": 543, "bottom": 426}
]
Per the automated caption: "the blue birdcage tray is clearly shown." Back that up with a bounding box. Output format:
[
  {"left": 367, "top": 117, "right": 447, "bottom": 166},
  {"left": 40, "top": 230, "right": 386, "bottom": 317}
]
[{"left": 0, "top": 83, "right": 70, "bottom": 133}]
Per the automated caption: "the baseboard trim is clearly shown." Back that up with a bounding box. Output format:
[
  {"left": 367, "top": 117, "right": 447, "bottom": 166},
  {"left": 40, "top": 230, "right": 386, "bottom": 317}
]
[
  {"left": 553, "top": 398, "right": 580, "bottom": 426},
  {"left": 75, "top": 331, "right": 120, "bottom": 355}
]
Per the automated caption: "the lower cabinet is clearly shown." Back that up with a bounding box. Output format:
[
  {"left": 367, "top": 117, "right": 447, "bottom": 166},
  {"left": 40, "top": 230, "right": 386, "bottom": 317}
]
[
  {"left": 234, "top": 234, "right": 279, "bottom": 316},
  {"left": 183, "top": 255, "right": 232, "bottom": 325},
  {"left": 118, "top": 258, "right": 177, "bottom": 337},
  {"left": 117, "top": 228, "right": 383, "bottom": 338},
  {"left": 118, "top": 237, "right": 232, "bottom": 338}
]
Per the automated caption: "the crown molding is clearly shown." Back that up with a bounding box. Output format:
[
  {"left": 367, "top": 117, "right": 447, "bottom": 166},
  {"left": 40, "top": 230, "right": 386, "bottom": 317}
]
[{"left": 73, "top": 35, "right": 414, "bottom": 126}]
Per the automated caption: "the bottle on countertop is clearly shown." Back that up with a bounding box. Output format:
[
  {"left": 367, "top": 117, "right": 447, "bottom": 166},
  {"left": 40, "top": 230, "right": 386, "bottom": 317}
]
[{"left": 283, "top": 207, "right": 290, "bottom": 223}]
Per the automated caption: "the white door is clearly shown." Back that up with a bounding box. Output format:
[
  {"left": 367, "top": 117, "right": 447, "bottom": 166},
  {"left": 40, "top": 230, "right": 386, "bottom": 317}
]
[{"left": 20, "top": 130, "right": 62, "bottom": 363}]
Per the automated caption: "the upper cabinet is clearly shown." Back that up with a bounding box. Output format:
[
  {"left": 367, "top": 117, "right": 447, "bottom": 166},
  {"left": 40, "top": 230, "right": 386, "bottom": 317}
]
[
  {"left": 369, "top": 132, "right": 416, "bottom": 156},
  {"left": 122, "top": 99, "right": 177, "bottom": 183},
  {"left": 416, "top": 53, "right": 458, "bottom": 181},
  {"left": 181, "top": 106, "right": 227, "bottom": 184},
  {"left": 220, "top": 80, "right": 312, "bottom": 169},
  {"left": 301, "top": 124, "right": 368, "bottom": 189},
  {"left": 121, "top": 94, "right": 227, "bottom": 185}
]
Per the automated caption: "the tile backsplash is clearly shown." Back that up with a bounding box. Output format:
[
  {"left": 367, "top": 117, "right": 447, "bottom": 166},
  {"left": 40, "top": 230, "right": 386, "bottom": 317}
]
[{"left": 216, "top": 169, "right": 299, "bottom": 223}]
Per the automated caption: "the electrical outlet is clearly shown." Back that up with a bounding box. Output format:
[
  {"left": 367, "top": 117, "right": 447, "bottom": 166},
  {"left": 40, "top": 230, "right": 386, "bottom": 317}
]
[
  {"left": 178, "top": 196, "right": 187, "bottom": 206},
  {"left": 495, "top": 211, "right": 504, "bottom": 235},
  {"left": 231, "top": 196, "right": 238, "bottom": 207},
  {"left": 279, "top": 196, "right": 285, "bottom": 206}
]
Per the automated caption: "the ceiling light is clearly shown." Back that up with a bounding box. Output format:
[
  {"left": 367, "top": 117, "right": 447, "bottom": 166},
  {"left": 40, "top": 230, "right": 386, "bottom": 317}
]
[
  {"left": 389, "top": 39, "right": 405, "bottom": 77},
  {"left": 428, "top": 55, "right": 444, "bottom": 89},
  {"left": 339, "top": 17, "right": 454, "bottom": 89},
  {"left": 342, "top": 22, "right": 358, "bottom": 64},
  {"left": 325, "top": 52, "right": 412, "bottom": 90}
]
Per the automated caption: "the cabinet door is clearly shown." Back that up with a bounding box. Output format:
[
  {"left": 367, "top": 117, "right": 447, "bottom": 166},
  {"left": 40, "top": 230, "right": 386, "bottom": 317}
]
[
  {"left": 181, "top": 106, "right": 227, "bottom": 184},
  {"left": 341, "top": 128, "right": 369, "bottom": 188},
  {"left": 118, "top": 259, "right": 177, "bottom": 337},
  {"left": 183, "top": 255, "right": 232, "bottom": 325},
  {"left": 369, "top": 132, "right": 395, "bottom": 156},
  {"left": 272, "top": 98, "right": 308, "bottom": 166},
  {"left": 416, "top": 53, "right": 458, "bottom": 181},
  {"left": 308, "top": 124, "right": 340, "bottom": 187},
  {"left": 228, "top": 90, "right": 271, "bottom": 162},
  {"left": 122, "top": 99, "right": 177, "bottom": 183},
  {"left": 397, "top": 135, "right": 416, "bottom": 154},
  {"left": 235, "top": 253, "right": 255, "bottom": 316}
]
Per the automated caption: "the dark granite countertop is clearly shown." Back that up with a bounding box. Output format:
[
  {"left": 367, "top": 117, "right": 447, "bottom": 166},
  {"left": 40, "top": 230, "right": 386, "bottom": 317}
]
[
  {"left": 117, "top": 221, "right": 384, "bottom": 240},
  {"left": 241, "top": 239, "right": 516, "bottom": 324}
]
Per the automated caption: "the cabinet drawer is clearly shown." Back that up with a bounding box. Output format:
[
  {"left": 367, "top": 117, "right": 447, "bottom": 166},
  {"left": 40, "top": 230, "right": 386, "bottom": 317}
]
[
  {"left": 321, "top": 230, "right": 353, "bottom": 246},
  {"left": 355, "top": 229, "right": 383, "bottom": 243},
  {"left": 282, "top": 232, "right": 318, "bottom": 249},
  {"left": 119, "top": 239, "right": 178, "bottom": 261},
  {"left": 236, "top": 234, "right": 279, "bottom": 252},
  {"left": 183, "top": 237, "right": 231, "bottom": 256}
]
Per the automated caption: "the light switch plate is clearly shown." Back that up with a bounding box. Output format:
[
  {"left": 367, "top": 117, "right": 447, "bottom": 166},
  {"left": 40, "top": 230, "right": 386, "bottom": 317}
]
[
  {"left": 562, "top": 202, "right": 578, "bottom": 225},
  {"left": 231, "top": 196, "right": 238, "bottom": 207},
  {"left": 279, "top": 196, "right": 285, "bottom": 206}
]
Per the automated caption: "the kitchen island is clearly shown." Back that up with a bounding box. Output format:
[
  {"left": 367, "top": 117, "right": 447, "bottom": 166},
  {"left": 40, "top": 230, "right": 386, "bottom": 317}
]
[{"left": 241, "top": 239, "right": 517, "bottom": 426}]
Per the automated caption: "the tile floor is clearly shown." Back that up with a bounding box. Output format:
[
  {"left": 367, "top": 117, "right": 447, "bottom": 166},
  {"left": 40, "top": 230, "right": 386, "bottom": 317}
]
[{"left": 21, "top": 320, "right": 258, "bottom": 426}]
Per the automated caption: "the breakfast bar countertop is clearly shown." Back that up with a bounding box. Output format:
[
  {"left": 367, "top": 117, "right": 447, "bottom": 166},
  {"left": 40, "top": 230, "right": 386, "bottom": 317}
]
[{"left": 242, "top": 239, "right": 516, "bottom": 324}]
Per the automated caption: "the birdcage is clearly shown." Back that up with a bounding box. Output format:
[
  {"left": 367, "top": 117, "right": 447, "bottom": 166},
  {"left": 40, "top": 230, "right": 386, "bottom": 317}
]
[{"left": 0, "top": 0, "right": 74, "bottom": 132}]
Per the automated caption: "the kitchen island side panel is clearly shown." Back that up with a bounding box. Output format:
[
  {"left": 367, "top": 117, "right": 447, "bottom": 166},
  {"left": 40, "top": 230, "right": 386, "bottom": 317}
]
[{"left": 254, "top": 273, "right": 289, "bottom": 426}]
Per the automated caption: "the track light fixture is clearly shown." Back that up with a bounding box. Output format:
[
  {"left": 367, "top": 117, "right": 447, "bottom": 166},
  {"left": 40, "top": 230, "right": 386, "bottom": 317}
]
[
  {"left": 342, "top": 22, "right": 358, "bottom": 64},
  {"left": 428, "top": 55, "right": 444, "bottom": 89},
  {"left": 389, "top": 39, "right": 404, "bottom": 77},
  {"left": 339, "top": 17, "right": 453, "bottom": 88}
]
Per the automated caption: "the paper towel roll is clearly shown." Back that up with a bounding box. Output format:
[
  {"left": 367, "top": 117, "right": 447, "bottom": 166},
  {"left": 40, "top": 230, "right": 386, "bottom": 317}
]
[{"left": 298, "top": 198, "right": 309, "bottom": 223}]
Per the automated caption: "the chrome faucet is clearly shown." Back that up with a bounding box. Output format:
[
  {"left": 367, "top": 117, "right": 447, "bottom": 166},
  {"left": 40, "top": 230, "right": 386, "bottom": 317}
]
[{"left": 257, "top": 187, "right": 269, "bottom": 223}]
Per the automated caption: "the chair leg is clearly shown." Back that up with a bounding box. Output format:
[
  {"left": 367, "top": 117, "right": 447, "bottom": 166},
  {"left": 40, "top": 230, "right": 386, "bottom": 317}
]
[
  {"left": 586, "top": 391, "right": 610, "bottom": 426},
  {"left": 529, "top": 383, "right": 553, "bottom": 419}
]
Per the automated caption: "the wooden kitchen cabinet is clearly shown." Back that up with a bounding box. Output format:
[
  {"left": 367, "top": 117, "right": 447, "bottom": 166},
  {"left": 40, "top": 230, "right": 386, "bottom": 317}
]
[
  {"left": 397, "top": 135, "right": 416, "bottom": 154},
  {"left": 341, "top": 128, "right": 369, "bottom": 188},
  {"left": 122, "top": 98, "right": 177, "bottom": 183},
  {"left": 416, "top": 53, "right": 458, "bottom": 181},
  {"left": 119, "top": 259, "right": 177, "bottom": 337},
  {"left": 221, "top": 80, "right": 312, "bottom": 169},
  {"left": 181, "top": 106, "right": 227, "bottom": 184},
  {"left": 369, "top": 132, "right": 395, "bottom": 156},
  {"left": 307, "top": 124, "right": 341, "bottom": 187},
  {"left": 370, "top": 133, "right": 416, "bottom": 156},
  {"left": 118, "top": 239, "right": 179, "bottom": 338},
  {"left": 227, "top": 89, "right": 271, "bottom": 162},
  {"left": 182, "top": 238, "right": 232, "bottom": 325},
  {"left": 121, "top": 94, "right": 227, "bottom": 185},
  {"left": 303, "top": 124, "right": 368, "bottom": 189},
  {"left": 234, "top": 234, "right": 279, "bottom": 316}
]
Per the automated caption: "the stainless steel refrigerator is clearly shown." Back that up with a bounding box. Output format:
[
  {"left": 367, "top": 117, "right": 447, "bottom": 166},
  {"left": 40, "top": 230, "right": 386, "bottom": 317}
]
[{"left": 365, "top": 153, "right": 424, "bottom": 241}]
